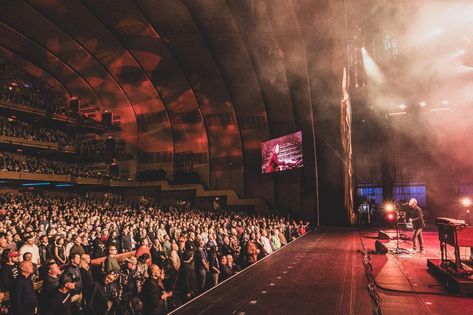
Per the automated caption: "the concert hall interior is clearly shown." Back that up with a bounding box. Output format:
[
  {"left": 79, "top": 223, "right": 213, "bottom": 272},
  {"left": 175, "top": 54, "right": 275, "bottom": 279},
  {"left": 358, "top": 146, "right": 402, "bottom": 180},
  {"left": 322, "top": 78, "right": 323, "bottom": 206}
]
[{"left": 1, "top": 1, "right": 473, "bottom": 314}]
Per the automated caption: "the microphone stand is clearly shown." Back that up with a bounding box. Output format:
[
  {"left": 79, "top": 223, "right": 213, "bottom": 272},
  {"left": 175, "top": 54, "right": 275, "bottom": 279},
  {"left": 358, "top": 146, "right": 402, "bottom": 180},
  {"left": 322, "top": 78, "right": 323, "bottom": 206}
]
[{"left": 390, "top": 209, "right": 411, "bottom": 255}]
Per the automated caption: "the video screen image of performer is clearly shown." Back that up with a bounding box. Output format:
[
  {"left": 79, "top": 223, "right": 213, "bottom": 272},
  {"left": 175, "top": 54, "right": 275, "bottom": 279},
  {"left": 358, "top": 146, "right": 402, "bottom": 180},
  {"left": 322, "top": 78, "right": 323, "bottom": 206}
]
[{"left": 261, "top": 132, "right": 303, "bottom": 174}]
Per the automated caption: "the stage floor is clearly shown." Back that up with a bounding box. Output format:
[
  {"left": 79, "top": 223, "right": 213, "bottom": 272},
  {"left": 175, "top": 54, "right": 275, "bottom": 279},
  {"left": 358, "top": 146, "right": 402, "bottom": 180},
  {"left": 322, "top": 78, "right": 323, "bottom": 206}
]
[{"left": 171, "top": 227, "right": 473, "bottom": 315}]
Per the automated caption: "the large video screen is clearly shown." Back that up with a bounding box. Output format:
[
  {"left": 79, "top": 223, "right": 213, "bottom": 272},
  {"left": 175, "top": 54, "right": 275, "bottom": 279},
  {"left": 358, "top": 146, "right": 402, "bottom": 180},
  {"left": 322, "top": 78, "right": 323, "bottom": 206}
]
[{"left": 261, "top": 131, "right": 303, "bottom": 174}]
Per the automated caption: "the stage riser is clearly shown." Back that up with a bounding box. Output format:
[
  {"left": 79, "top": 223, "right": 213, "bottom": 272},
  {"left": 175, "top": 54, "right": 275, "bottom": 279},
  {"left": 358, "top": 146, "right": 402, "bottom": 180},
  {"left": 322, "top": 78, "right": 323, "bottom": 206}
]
[{"left": 427, "top": 259, "right": 473, "bottom": 295}]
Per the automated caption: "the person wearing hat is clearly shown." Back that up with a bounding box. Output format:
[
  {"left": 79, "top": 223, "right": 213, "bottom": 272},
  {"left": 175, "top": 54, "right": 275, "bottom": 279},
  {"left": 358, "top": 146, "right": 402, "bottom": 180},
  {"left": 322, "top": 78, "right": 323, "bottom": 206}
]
[
  {"left": 0, "top": 249, "right": 20, "bottom": 291},
  {"left": 118, "top": 255, "right": 146, "bottom": 314},
  {"left": 43, "top": 273, "right": 77, "bottom": 315}
]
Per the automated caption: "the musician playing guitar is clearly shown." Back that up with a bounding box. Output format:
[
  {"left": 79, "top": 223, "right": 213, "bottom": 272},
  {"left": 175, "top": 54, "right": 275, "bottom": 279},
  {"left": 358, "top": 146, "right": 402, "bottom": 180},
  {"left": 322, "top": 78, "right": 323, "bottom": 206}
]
[{"left": 409, "top": 198, "right": 425, "bottom": 253}]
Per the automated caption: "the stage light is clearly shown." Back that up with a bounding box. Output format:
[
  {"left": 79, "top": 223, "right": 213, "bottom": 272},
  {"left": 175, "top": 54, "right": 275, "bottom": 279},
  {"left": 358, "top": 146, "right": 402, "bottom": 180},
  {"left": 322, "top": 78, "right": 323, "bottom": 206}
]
[
  {"left": 419, "top": 101, "right": 427, "bottom": 107},
  {"left": 399, "top": 104, "right": 407, "bottom": 110},
  {"left": 441, "top": 99, "right": 449, "bottom": 105},
  {"left": 386, "top": 213, "right": 395, "bottom": 221},
  {"left": 361, "top": 47, "right": 384, "bottom": 84},
  {"left": 384, "top": 202, "right": 395, "bottom": 212},
  {"left": 427, "top": 26, "right": 443, "bottom": 39},
  {"left": 461, "top": 197, "right": 472, "bottom": 207}
]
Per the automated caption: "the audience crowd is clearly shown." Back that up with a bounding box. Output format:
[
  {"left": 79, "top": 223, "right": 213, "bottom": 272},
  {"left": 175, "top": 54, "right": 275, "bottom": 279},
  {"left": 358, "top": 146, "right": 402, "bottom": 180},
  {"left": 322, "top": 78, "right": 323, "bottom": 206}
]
[
  {"left": 0, "top": 193, "right": 308, "bottom": 314},
  {"left": 0, "top": 117, "right": 74, "bottom": 146},
  {"left": 77, "top": 140, "right": 108, "bottom": 157},
  {"left": 0, "top": 59, "right": 67, "bottom": 114},
  {"left": 0, "top": 152, "right": 116, "bottom": 179}
]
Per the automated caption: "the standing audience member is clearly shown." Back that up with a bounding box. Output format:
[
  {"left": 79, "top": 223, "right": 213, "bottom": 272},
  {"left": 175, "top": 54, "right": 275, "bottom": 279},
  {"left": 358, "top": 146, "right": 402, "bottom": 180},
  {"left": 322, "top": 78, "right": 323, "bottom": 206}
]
[
  {"left": 53, "top": 238, "right": 66, "bottom": 266},
  {"left": 38, "top": 235, "right": 53, "bottom": 265},
  {"left": 208, "top": 246, "right": 220, "bottom": 287},
  {"left": 69, "top": 236, "right": 85, "bottom": 258},
  {"left": 11, "top": 260, "right": 38, "bottom": 315},
  {"left": 0, "top": 249, "right": 20, "bottom": 291},
  {"left": 103, "top": 245, "right": 120, "bottom": 273},
  {"left": 19, "top": 234, "right": 40, "bottom": 265},
  {"left": 135, "top": 238, "right": 151, "bottom": 267},
  {"left": 44, "top": 273, "right": 76, "bottom": 315},
  {"left": 63, "top": 253, "right": 83, "bottom": 306},
  {"left": 40, "top": 261, "right": 62, "bottom": 310},
  {"left": 118, "top": 256, "right": 145, "bottom": 314},
  {"left": 142, "top": 264, "right": 172, "bottom": 315},
  {"left": 168, "top": 242, "right": 180, "bottom": 292},
  {"left": 195, "top": 240, "right": 209, "bottom": 292}
]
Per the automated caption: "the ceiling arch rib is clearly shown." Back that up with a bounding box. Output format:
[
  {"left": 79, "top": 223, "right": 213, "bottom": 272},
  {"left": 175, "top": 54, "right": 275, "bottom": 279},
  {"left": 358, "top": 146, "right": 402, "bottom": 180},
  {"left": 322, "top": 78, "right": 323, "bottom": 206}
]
[
  {"left": 26, "top": 0, "right": 176, "bottom": 174},
  {"left": 0, "top": 45, "right": 72, "bottom": 99},
  {"left": 15, "top": 0, "right": 138, "bottom": 147},
  {"left": 79, "top": 0, "right": 209, "bottom": 185},
  {"left": 181, "top": 0, "right": 273, "bottom": 200},
  {"left": 0, "top": 21, "right": 101, "bottom": 112},
  {"left": 136, "top": 0, "right": 244, "bottom": 194}
]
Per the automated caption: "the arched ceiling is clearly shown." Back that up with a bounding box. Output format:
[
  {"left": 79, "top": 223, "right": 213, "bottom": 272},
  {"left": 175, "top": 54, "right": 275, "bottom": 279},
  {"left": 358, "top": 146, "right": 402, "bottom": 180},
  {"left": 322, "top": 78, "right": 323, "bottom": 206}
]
[{"left": 0, "top": 0, "right": 343, "bottom": 206}]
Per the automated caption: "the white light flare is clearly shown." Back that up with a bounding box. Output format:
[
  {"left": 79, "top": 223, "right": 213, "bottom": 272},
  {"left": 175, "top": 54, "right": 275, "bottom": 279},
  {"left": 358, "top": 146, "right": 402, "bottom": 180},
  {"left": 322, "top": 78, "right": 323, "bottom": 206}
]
[{"left": 361, "top": 47, "right": 384, "bottom": 85}]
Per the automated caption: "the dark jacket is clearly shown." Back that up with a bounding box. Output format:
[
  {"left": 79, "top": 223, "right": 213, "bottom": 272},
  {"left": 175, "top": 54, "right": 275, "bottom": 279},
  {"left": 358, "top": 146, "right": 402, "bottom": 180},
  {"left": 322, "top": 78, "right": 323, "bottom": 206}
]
[
  {"left": 411, "top": 206, "right": 425, "bottom": 229},
  {"left": 11, "top": 274, "right": 38, "bottom": 315},
  {"left": 120, "top": 234, "right": 133, "bottom": 252},
  {"left": 141, "top": 277, "right": 165, "bottom": 315},
  {"left": 0, "top": 262, "right": 18, "bottom": 291},
  {"left": 39, "top": 243, "right": 53, "bottom": 265},
  {"left": 43, "top": 290, "right": 71, "bottom": 315},
  {"left": 40, "top": 275, "right": 59, "bottom": 303},
  {"left": 63, "top": 263, "right": 82, "bottom": 294}
]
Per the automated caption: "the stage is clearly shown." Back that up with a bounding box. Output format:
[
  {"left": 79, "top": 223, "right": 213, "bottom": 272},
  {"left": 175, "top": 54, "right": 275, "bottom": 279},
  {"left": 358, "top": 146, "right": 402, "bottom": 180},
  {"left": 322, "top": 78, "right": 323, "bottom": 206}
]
[{"left": 171, "top": 228, "right": 473, "bottom": 315}]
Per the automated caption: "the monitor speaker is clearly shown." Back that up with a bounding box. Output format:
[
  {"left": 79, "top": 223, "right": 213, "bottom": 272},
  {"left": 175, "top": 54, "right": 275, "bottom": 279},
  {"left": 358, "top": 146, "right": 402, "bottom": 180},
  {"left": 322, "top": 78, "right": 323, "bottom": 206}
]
[
  {"left": 378, "top": 230, "right": 391, "bottom": 240},
  {"left": 375, "top": 240, "right": 388, "bottom": 254}
]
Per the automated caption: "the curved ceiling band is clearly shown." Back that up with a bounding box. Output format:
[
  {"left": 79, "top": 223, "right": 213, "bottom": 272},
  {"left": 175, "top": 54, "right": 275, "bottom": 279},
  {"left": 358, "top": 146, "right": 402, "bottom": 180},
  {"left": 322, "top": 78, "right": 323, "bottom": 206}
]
[
  {"left": 0, "top": 20, "right": 103, "bottom": 110},
  {"left": 0, "top": 44, "right": 72, "bottom": 98}
]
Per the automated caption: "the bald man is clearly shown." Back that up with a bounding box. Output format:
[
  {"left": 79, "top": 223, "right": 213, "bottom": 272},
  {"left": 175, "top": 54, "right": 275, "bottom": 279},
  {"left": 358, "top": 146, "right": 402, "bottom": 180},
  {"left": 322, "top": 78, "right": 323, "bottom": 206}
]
[
  {"left": 11, "top": 260, "right": 38, "bottom": 315},
  {"left": 409, "top": 198, "right": 425, "bottom": 253}
]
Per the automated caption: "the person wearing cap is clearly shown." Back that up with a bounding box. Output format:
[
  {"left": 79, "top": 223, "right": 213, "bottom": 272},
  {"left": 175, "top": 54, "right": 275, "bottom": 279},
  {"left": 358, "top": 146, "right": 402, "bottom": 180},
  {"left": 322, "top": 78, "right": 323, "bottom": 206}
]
[
  {"left": 118, "top": 255, "right": 146, "bottom": 313},
  {"left": 43, "top": 273, "right": 76, "bottom": 315},
  {"left": 0, "top": 249, "right": 20, "bottom": 291}
]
